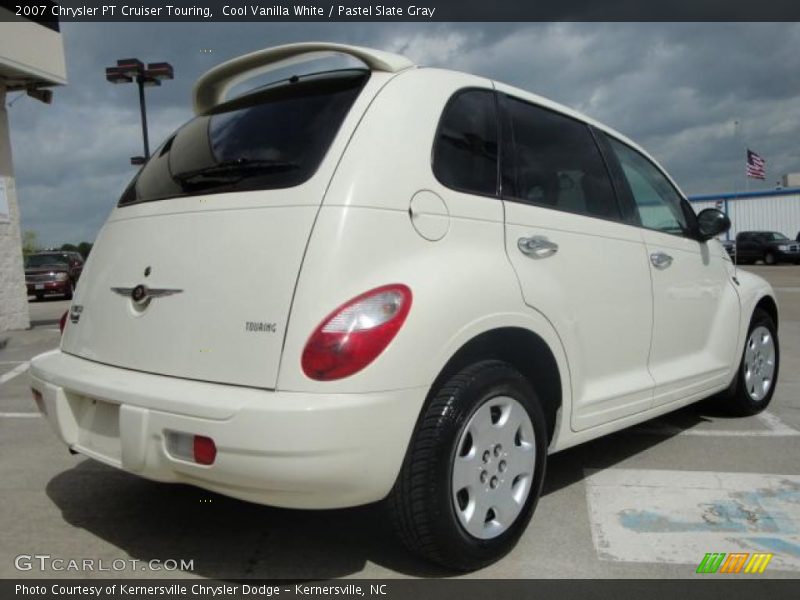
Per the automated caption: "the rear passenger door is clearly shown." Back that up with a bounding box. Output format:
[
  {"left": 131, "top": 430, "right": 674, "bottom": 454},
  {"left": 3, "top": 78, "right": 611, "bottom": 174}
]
[
  {"left": 602, "top": 135, "right": 740, "bottom": 406},
  {"left": 499, "top": 94, "right": 655, "bottom": 431}
]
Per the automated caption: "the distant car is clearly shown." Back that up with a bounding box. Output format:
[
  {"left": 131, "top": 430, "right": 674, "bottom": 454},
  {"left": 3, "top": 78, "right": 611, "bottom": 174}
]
[
  {"left": 721, "top": 239, "right": 736, "bottom": 258},
  {"left": 24, "top": 251, "right": 84, "bottom": 300},
  {"left": 734, "top": 231, "right": 800, "bottom": 265}
]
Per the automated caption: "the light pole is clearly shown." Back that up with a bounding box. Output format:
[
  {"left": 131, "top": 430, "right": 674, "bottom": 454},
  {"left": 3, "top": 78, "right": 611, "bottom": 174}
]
[{"left": 105, "top": 59, "right": 174, "bottom": 165}]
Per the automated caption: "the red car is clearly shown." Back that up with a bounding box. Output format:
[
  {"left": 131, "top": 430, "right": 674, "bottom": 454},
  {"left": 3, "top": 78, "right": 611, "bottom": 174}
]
[{"left": 24, "top": 251, "right": 84, "bottom": 300}]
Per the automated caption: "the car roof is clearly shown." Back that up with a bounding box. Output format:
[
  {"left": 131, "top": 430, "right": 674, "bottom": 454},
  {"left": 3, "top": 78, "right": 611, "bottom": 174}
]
[{"left": 194, "top": 42, "right": 686, "bottom": 198}]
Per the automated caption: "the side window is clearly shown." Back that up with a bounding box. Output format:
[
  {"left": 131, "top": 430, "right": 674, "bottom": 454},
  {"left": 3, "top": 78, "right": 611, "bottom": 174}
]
[
  {"left": 501, "top": 96, "right": 621, "bottom": 220},
  {"left": 433, "top": 89, "right": 498, "bottom": 197},
  {"left": 607, "top": 137, "right": 688, "bottom": 236}
]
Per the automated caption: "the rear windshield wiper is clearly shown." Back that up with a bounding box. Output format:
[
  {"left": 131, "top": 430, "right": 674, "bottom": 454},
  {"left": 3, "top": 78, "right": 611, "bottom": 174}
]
[{"left": 172, "top": 158, "right": 299, "bottom": 185}]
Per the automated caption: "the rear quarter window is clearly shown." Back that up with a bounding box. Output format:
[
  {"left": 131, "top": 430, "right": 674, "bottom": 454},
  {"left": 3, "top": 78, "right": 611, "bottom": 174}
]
[{"left": 432, "top": 89, "right": 499, "bottom": 197}]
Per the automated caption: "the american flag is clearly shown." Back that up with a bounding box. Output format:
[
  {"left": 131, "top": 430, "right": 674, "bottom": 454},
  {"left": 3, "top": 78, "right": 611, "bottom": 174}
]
[{"left": 746, "top": 149, "right": 766, "bottom": 180}]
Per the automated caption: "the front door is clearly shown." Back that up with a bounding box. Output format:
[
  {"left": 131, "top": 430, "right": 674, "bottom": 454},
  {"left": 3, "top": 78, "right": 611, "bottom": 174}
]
[{"left": 603, "top": 136, "right": 741, "bottom": 406}]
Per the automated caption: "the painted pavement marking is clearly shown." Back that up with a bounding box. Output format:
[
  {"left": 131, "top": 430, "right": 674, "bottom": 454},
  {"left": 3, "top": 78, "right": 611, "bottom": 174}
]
[
  {"left": 585, "top": 468, "right": 800, "bottom": 572},
  {"left": 0, "top": 362, "right": 29, "bottom": 386},
  {"left": 0, "top": 412, "right": 41, "bottom": 418},
  {"left": 634, "top": 411, "right": 799, "bottom": 437}
]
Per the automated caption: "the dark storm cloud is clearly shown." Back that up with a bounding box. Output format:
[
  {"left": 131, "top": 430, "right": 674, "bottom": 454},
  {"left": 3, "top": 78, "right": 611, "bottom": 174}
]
[{"left": 7, "top": 22, "right": 800, "bottom": 246}]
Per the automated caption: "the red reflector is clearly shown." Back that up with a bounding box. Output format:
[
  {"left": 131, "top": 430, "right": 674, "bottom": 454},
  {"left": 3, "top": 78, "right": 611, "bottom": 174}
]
[
  {"left": 58, "top": 310, "right": 68, "bottom": 334},
  {"left": 31, "top": 389, "right": 45, "bottom": 414},
  {"left": 193, "top": 435, "right": 216, "bottom": 465}
]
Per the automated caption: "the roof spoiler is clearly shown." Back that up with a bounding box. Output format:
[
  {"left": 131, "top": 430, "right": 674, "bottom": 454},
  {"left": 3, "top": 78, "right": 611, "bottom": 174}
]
[{"left": 192, "top": 42, "right": 415, "bottom": 114}]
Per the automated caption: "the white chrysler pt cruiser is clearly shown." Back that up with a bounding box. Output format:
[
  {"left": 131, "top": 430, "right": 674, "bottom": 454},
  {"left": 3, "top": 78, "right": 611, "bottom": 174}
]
[{"left": 31, "top": 43, "right": 780, "bottom": 570}]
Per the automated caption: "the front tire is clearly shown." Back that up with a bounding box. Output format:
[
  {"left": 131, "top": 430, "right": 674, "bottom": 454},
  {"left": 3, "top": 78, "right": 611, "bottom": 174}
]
[
  {"left": 764, "top": 251, "right": 776, "bottom": 265},
  {"left": 723, "top": 308, "right": 779, "bottom": 416},
  {"left": 388, "top": 360, "right": 547, "bottom": 571}
]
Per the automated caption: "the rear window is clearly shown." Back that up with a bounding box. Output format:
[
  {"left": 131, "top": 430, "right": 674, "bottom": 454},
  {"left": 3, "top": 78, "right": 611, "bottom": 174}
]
[
  {"left": 118, "top": 69, "right": 370, "bottom": 206},
  {"left": 26, "top": 254, "right": 69, "bottom": 268}
]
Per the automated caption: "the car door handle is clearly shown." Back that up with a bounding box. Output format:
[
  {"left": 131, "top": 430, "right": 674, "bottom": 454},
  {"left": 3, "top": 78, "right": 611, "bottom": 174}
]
[
  {"left": 650, "top": 251, "right": 673, "bottom": 269},
  {"left": 518, "top": 236, "right": 558, "bottom": 259}
]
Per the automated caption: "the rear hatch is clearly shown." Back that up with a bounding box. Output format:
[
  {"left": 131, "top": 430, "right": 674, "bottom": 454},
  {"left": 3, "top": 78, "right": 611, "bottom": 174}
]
[{"left": 61, "top": 69, "right": 376, "bottom": 389}]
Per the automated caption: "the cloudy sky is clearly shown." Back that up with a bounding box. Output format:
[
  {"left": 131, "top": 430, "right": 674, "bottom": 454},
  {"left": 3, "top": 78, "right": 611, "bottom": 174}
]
[{"left": 8, "top": 22, "right": 800, "bottom": 246}]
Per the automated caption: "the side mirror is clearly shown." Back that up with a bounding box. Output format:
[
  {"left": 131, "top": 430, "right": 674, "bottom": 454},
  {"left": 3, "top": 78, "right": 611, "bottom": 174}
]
[{"left": 696, "top": 208, "right": 731, "bottom": 242}]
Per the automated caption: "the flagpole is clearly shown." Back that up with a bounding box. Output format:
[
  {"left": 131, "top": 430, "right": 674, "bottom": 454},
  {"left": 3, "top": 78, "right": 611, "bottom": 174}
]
[
  {"left": 733, "top": 120, "right": 741, "bottom": 199},
  {"left": 731, "top": 120, "right": 740, "bottom": 269},
  {"left": 740, "top": 122, "right": 749, "bottom": 194}
]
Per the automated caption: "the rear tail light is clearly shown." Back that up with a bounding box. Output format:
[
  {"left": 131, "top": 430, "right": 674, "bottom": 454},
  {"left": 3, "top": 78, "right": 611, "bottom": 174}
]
[
  {"left": 58, "top": 310, "right": 68, "bottom": 334},
  {"left": 302, "top": 284, "right": 412, "bottom": 381}
]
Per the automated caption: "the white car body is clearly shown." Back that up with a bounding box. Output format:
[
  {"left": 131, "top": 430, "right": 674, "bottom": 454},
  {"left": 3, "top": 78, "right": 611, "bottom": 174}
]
[{"left": 31, "top": 43, "right": 777, "bottom": 513}]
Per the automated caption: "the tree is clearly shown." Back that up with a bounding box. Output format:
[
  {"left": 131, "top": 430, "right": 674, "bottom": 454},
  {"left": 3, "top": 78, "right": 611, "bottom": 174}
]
[
  {"left": 22, "top": 230, "right": 40, "bottom": 256},
  {"left": 60, "top": 243, "right": 79, "bottom": 253},
  {"left": 77, "top": 242, "right": 93, "bottom": 258}
]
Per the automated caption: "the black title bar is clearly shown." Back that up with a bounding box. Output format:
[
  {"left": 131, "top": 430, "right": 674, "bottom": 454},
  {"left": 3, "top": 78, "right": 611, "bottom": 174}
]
[
  {"left": 4, "top": 579, "right": 800, "bottom": 600},
  {"left": 2, "top": 0, "right": 800, "bottom": 22}
]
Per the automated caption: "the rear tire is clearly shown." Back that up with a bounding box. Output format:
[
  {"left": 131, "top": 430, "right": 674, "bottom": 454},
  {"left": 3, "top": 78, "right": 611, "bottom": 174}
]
[
  {"left": 720, "top": 308, "right": 779, "bottom": 416},
  {"left": 387, "top": 360, "right": 547, "bottom": 571},
  {"left": 35, "top": 294, "right": 44, "bottom": 301}
]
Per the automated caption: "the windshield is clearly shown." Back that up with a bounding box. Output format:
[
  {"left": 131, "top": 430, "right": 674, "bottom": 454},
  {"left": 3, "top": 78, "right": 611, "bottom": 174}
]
[
  {"left": 26, "top": 254, "right": 69, "bottom": 268},
  {"left": 765, "top": 232, "right": 789, "bottom": 241},
  {"left": 119, "top": 69, "right": 370, "bottom": 206}
]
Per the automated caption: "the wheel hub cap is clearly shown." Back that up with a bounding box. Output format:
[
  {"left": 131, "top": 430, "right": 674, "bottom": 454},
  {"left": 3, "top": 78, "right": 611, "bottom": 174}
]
[
  {"left": 743, "top": 326, "right": 776, "bottom": 402},
  {"left": 451, "top": 396, "right": 536, "bottom": 540}
]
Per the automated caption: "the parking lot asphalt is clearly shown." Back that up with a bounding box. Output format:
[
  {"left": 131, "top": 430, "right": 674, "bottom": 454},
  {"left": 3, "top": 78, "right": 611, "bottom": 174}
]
[{"left": 1, "top": 266, "right": 799, "bottom": 580}]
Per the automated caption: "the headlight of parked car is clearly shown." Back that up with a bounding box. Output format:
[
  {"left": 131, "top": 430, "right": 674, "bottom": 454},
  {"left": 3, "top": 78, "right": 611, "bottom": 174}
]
[
  {"left": 777, "top": 245, "right": 789, "bottom": 251},
  {"left": 54, "top": 272, "right": 69, "bottom": 281}
]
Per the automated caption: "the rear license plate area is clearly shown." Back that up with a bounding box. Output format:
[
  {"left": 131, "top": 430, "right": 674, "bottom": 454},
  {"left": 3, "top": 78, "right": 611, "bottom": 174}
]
[{"left": 75, "top": 397, "right": 122, "bottom": 463}]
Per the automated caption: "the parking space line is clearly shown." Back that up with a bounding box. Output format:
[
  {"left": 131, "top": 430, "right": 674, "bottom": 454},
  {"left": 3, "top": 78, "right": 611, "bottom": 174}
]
[
  {"left": 0, "top": 362, "right": 29, "bottom": 385},
  {"left": 634, "top": 411, "right": 799, "bottom": 437},
  {"left": 0, "top": 412, "right": 40, "bottom": 418},
  {"left": 585, "top": 468, "right": 800, "bottom": 572}
]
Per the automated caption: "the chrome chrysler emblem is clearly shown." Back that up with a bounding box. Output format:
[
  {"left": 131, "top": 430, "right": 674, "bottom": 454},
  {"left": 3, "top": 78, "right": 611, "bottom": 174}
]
[{"left": 111, "top": 284, "right": 183, "bottom": 307}]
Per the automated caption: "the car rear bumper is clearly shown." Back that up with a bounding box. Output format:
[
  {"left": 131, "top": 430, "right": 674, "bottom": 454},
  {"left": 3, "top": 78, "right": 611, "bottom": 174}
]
[
  {"left": 27, "top": 280, "right": 69, "bottom": 295},
  {"left": 29, "top": 350, "right": 425, "bottom": 509}
]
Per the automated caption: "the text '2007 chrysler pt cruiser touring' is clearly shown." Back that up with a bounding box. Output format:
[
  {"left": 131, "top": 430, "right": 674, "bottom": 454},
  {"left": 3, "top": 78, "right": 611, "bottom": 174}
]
[{"left": 31, "top": 42, "right": 780, "bottom": 570}]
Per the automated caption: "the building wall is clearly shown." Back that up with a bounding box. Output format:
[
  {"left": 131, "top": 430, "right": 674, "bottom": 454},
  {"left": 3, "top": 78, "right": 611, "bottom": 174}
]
[
  {"left": 0, "top": 9, "right": 66, "bottom": 86},
  {"left": 690, "top": 192, "right": 800, "bottom": 240},
  {"left": 0, "top": 83, "right": 30, "bottom": 331}
]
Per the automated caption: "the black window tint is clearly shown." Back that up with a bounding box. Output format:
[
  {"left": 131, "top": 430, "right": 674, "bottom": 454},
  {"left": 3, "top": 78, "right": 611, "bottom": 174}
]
[
  {"left": 607, "top": 137, "right": 688, "bottom": 236},
  {"left": 433, "top": 89, "right": 498, "bottom": 196},
  {"left": 502, "top": 96, "right": 620, "bottom": 220},
  {"left": 119, "top": 70, "right": 369, "bottom": 206}
]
